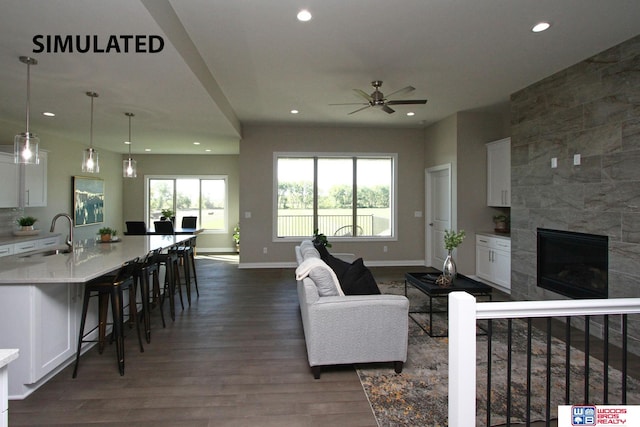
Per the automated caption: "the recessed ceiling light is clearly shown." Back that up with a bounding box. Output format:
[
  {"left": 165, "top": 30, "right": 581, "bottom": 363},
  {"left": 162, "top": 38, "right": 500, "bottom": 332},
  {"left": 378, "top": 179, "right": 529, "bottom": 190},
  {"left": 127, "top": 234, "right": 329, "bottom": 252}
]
[
  {"left": 145, "top": 148, "right": 151, "bottom": 152},
  {"left": 124, "top": 141, "right": 131, "bottom": 145},
  {"left": 532, "top": 22, "right": 551, "bottom": 33},
  {"left": 407, "top": 112, "right": 415, "bottom": 116},
  {"left": 193, "top": 141, "right": 200, "bottom": 145},
  {"left": 205, "top": 149, "right": 211, "bottom": 152},
  {"left": 291, "top": 109, "right": 299, "bottom": 114},
  {"left": 42, "top": 112, "right": 55, "bottom": 117},
  {"left": 297, "top": 9, "right": 312, "bottom": 22}
]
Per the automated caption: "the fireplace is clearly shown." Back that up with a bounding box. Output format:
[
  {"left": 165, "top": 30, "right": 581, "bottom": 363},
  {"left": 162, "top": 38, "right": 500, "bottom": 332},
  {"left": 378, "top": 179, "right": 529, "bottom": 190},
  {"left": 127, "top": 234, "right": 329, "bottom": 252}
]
[{"left": 537, "top": 228, "right": 608, "bottom": 299}]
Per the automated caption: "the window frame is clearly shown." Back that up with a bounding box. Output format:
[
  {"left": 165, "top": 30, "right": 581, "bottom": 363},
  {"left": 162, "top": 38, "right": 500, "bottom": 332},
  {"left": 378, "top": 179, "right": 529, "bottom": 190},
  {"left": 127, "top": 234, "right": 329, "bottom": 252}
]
[
  {"left": 273, "top": 152, "right": 398, "bottom": 242},
  {"left": 145, "top": 174, "right": 229, "bottom": 234}
]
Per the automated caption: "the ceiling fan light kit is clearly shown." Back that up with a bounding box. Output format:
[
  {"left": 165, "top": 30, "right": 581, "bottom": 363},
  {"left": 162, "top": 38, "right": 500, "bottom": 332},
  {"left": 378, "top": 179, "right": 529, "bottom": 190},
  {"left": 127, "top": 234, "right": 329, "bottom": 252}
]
[{"left": 330, "top": 80, "right": 428, "bottom": 115}]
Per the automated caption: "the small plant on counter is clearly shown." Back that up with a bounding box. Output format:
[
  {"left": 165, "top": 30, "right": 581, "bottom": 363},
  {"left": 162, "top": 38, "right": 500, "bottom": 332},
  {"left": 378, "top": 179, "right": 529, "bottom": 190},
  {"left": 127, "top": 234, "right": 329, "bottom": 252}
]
[
  {"left": 97, "top": 227, "right": 117, "bottom": 242},
  {"left": 493, "top": 214, "right": 509, "bottom": 232},
  {"left": 17, "top": 216, "right": 38, "bottom": 227}
]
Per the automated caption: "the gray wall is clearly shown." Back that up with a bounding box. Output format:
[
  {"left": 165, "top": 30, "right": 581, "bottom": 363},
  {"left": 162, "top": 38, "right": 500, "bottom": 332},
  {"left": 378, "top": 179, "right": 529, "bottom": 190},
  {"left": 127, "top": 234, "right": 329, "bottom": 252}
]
[
  {"left": 0, "top": 119, "right": 124, "bottom": 242},
  {"left": 120, "top": 154, "right": 240, "bottom": 252},
  {"left": 238, "top": 124, "right": 426, "bottom": 266},
  {"left": 510, "top": 35, "right": 640, "bottom": 305},
  {"left": 424, "top": 112, "right": 507, "bottom": 274}
]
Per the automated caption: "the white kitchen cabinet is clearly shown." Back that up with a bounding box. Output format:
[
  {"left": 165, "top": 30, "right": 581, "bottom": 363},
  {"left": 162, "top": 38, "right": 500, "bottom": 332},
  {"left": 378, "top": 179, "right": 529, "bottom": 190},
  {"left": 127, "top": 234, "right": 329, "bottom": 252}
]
[
  {"left": 23, "top": 150, "right": 47, "bottom": 207},
  {"left": 0, "top": 150, "right": 47, "bottom": 208},
  {"left": 13, "top": 240, "right": 38, "bottom": 254},
  {"left": 0, "top": 153, "right": 19, "bottom": 208},
  {"left": 487, "top": 137, "right": 510, "bottom": 207},
  {"left": 476, "top": 234, "right": 511, "bottom": 292}
]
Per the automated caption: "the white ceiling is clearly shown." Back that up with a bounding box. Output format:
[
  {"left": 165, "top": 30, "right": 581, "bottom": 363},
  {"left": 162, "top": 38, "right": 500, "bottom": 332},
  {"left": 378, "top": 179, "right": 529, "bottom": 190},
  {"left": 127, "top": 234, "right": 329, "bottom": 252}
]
[{"left": 0, "top": 0, "right": 639, "bottom": 156}]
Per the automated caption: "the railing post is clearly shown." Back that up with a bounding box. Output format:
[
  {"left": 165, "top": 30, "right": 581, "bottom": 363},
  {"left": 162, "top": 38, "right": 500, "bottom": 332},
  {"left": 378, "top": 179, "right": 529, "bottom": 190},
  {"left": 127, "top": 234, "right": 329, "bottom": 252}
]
[{"left": 449, "top": 291, "right": 477, "bottom": 427}]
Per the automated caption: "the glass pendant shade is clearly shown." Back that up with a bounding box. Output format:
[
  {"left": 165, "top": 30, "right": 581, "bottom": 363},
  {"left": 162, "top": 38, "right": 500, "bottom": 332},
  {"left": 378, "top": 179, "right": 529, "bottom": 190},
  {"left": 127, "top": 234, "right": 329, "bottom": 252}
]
[
  {"left": 15, "top": 56, "right": 40, "bottom": 165},
  {"left": 14, "top": 133, "right": 39, "bottom": 164},
  {"left": 82, "top": 91, "right": 99, "bottom": 173},
  {"left": 82, "top": 147, "right": 99, "bottom": 173},
  {"left": 122, "top": 112, "right": 137, "bottom": 178},
  {"left": 123, "top": 158, "right": 137, "bottom": 178}
]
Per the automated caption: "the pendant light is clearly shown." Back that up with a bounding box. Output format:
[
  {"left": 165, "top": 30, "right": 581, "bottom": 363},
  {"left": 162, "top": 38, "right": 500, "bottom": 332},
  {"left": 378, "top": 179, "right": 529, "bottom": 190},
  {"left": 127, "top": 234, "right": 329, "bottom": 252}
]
[
  {"left": 82, "top": 91, "right": 99, "bottom": 173},
  {"left": 14, "top": 56, "right": 40, "bottom": 164},
  {"left": 123, "top": 112, "right": 137, "bottom": 178}
]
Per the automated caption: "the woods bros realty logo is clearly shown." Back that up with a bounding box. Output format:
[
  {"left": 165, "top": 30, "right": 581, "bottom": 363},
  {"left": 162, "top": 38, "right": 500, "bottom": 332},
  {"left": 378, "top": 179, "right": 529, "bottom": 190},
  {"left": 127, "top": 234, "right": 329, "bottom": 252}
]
[
  {"left": 32, "top": 34, "right": 165, "bottom": 53},
  {"left": 558, "top": 405, "right": 640, "bottom": 426}
]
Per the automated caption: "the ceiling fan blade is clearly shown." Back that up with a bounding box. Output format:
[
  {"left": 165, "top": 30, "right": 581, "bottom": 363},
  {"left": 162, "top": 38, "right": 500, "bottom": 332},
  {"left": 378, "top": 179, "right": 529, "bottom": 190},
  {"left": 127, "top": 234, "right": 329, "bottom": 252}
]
[
  {"left": 381, "top": 105, "right": 395, "bottom": 114},
  {"left": 384, "top": 85, "right": 415, "bottom": 99},
  {"left": 386, "top": 99, "right": 428, "bottom": 105},
  {"left": 348, "top": 105, "right": 372, "bottom": 115},
  {"left": 329, "top": 102, "right": 368, "bottom": 106},
  {"left": 353, "top": 89, "right": 373, "bottom": 102}
]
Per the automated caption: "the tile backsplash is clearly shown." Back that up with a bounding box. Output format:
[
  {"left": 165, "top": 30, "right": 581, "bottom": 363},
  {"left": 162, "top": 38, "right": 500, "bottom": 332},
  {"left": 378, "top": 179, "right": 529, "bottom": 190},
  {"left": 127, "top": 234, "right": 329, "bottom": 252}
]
[{"left": 0, "top": 208, "right": 24, "bottom": 236}]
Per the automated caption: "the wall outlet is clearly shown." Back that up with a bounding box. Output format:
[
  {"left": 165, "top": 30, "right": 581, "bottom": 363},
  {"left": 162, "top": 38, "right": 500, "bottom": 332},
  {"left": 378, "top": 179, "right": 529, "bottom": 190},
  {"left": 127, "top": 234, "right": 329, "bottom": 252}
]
[
  {"left": 244, "top": 211, "right": 252, "bottom": 219},
  {"left": 551, "top": 157, "right": 558, "bottom": 168},
  {"left": 263, "top": 247, "right": 268, "bottom": 254},
  {"left": 573, "top": 154, "right": 581, "bottom": 165},
  {"left": 383, "top": 245, "right": 388, "bottom": 253}
]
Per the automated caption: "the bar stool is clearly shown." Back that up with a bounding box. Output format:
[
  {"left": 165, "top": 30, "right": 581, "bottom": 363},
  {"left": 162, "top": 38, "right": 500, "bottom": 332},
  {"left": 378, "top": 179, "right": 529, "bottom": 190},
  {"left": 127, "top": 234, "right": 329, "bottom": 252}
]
[
  {"left": 169, "top": 241, "right": 199, "bottom": 306},
  {"left": 157, "top": 245, "right": 184, "bottom": 321},
  {"left": 72, "top": 259, "right": 144, "bottom": 378},
  {"left": 135, "top": 249, "right": 166, "bottom": 341}
]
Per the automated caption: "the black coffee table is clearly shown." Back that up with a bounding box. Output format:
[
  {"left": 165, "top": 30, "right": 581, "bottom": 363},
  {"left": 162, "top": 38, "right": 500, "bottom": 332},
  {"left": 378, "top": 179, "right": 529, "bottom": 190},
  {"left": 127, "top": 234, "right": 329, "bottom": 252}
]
[{"left": 405, "top": 269, "right": 493, "bottom": 337}]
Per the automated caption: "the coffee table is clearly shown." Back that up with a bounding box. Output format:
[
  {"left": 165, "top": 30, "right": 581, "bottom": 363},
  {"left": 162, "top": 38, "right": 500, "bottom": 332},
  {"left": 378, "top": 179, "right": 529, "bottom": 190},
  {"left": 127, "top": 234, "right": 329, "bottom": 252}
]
[{"left": 405, "top": 269, "right": 493, "bottom": 337}]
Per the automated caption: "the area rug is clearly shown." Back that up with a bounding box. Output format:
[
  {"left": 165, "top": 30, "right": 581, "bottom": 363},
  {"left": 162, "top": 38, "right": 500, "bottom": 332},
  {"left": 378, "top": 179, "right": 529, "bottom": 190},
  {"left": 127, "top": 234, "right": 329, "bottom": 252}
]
[{"left": 356, "top": 281, "right": 640, "bottom": 426}]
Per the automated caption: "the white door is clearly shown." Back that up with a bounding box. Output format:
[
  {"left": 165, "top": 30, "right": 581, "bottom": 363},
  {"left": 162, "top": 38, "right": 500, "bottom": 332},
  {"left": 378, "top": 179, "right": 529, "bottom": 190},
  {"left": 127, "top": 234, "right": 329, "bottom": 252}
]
[{"left": 425, "top": 164, "right": 451, "bottom": 268}]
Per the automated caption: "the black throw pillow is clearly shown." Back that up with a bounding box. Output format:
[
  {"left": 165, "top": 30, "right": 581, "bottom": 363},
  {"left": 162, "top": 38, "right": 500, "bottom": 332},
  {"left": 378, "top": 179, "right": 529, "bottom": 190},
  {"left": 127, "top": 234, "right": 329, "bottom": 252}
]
[
  {"left": 340, "top": 258, "right": 381, "bottom": 295},
  {"left": 313, "top": 242, "right": 351, "bottom": 279}
]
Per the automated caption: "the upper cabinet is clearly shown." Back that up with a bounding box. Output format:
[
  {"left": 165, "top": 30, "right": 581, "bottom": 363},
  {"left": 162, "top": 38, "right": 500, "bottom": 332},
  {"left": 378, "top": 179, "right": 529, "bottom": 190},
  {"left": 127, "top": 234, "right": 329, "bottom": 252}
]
[
  {"left": 0, "top": 153, "right": 19, "bottom": 208},
  {"left": 23, "top": 150, "right": 48, "bottom": 207},
  {"left": 0, "top": 150, "right": 47, "bottom": 208},
  {"left": 486, "top": 137, "right": 510, "bottom": 207}
]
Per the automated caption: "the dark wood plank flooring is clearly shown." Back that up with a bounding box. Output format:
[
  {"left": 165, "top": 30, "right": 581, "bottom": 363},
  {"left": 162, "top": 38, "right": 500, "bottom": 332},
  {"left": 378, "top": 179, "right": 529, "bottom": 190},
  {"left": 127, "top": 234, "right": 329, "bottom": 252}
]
[{"left": 9, "top": 255, "right": 378, "bottom": 426}]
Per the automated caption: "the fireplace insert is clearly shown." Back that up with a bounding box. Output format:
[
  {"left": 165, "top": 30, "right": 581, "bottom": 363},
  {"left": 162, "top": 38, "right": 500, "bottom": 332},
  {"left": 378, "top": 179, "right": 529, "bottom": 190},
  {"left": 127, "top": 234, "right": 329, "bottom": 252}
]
[{"left": 537, "top": 228, "right": 608, "bottom": 299}]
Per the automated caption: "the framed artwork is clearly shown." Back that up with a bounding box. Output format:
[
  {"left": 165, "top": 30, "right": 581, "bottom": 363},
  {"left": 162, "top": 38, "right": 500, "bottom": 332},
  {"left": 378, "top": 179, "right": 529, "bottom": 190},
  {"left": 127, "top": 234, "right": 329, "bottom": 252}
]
[{"left": 73, "top": 176, "right": 104, "bottom": 226}]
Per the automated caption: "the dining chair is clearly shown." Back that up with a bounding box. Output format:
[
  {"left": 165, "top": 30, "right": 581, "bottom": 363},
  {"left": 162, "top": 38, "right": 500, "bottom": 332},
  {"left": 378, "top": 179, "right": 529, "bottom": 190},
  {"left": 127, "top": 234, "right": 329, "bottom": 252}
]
[
  {"left": 125, "top": 221, "right": 147, "bottom": 235},
  {"left": 153, "top": 220, "right": 175, "bottom": 235},
  {"left": 181, "top": 216, "right": 197, "bottom": 228}
]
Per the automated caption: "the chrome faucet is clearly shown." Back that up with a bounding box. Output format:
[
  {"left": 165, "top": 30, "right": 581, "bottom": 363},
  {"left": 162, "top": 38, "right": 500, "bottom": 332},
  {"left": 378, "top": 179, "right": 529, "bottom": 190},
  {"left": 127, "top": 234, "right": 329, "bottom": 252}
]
[{"left": 50, "top": 213, "right": 74, "bottom": 252}]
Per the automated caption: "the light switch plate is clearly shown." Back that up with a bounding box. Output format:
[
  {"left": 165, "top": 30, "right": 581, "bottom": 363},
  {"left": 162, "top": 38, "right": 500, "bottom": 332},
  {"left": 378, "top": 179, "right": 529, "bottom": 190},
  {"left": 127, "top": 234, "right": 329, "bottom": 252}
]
[{"left": 573, "top": 154, "right": 581, "bottom": 165}]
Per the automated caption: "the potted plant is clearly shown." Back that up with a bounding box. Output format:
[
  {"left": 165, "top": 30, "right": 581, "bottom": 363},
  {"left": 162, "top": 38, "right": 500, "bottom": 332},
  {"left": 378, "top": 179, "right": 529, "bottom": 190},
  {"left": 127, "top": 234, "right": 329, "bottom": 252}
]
[
  {"left": 232, "top": 224, "right": 240, "bottom": 252},
  {"left": 16, "top": 216, "right": 38, "bottom": 231},
  {"left": 443, "top": 229, "right": 466, "bottom": 280},
  {"left": 312, "top": 229, "right": 331, "bottom": 248},
  {"left": 493, "top": 214, "right": 509, "bottom": 233},
  {"left": 160, "top": 208, "right": 175, "bottom": 223},
  {"left": 97, "top": 227, "right": 117, "bottom": 242}
]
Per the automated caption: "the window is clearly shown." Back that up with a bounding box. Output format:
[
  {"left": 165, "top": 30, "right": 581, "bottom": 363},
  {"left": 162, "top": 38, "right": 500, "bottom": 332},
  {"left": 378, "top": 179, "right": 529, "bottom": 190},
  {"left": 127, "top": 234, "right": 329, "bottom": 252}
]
[
  {"left": 275, "top": 153, "right": 396, "bottom": 239},
  {"left": 147, "top": 176, "right": 227, "bottom": 231}
]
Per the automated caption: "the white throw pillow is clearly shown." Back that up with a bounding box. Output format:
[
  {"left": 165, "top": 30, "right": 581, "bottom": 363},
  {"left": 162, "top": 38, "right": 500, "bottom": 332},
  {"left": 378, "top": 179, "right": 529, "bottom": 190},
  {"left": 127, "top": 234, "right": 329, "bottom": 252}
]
[{"left": 295, "top": 257, "right": 344, "bottom": 296}]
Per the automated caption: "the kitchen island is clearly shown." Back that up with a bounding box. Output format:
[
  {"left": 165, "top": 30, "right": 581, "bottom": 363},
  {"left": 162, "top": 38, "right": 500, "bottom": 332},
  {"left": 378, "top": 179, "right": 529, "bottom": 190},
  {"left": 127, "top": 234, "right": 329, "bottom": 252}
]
[{"left": 0, "top": 234, "right": 194, "bottom": 399}]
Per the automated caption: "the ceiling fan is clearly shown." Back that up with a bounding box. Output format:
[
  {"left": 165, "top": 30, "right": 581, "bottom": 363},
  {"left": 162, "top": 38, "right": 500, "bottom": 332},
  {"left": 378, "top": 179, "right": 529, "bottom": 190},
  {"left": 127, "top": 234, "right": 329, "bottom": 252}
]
[{"left": 330, "top": 80, "right": 427, "bottom": 115}]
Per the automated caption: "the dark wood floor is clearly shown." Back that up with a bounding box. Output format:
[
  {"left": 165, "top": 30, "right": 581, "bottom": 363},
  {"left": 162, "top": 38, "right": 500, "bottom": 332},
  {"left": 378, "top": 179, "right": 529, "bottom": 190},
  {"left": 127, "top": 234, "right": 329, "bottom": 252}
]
[{"left": 9, "top": 255, "right": 382, "bottom": 426}]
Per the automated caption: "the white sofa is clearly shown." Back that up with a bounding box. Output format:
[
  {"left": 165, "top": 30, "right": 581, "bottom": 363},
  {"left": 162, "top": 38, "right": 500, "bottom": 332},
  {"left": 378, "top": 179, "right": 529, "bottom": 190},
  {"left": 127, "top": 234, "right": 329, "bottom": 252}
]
[{"left": 295, "top": 241, "right": 409, "bottom": 379}]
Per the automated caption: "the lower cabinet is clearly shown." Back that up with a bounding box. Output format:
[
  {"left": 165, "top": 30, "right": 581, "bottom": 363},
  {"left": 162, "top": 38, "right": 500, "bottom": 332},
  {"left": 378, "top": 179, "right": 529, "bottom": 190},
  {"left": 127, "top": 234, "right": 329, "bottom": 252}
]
[
  {"left": 0, "top": 282, "right": 99, "bottom": 398},
  {"left": 476, "top": 234, "right": 511, "bottom": 292}
]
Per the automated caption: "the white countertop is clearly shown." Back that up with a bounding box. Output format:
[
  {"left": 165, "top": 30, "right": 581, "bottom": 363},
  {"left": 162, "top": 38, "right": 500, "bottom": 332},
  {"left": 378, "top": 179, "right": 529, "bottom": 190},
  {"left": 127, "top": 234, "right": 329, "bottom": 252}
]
[
  {"left": 0, "top": 349, "right": 19, "bottom": 368},
  {"left": 0, "top": 232, "right": 60, "bottom": 246},
  {"left": 476, "top": 230, "right": 511, "bottom": 239},
  {"left": 0, "top": 235, "right": 194, "bottom": 284}
]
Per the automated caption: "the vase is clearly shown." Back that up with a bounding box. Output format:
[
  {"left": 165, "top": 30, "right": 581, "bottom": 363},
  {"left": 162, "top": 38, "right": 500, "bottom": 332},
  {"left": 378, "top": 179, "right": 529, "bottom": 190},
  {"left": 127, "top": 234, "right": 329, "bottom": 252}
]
[{"left": 443, "top": 250, "right": 457, "bottom": 279}]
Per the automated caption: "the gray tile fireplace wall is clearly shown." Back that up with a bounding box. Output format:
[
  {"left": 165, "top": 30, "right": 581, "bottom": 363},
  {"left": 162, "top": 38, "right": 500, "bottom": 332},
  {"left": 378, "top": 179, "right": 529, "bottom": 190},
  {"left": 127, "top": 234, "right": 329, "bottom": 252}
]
[{"left": 510, "top": 35, "right": 640, "bottom": 342}]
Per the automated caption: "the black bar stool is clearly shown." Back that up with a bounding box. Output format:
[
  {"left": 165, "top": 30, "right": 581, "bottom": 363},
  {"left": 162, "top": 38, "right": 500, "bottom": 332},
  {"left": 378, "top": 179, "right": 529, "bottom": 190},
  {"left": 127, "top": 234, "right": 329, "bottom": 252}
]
[
  {"left": 157, "top": 245, "right": 183, "bottom": 320},
  {"left": 72, "top": 259, "right": 143, "bottom": 378},
  {"left": 169, "top": 241, "right": 199, "bottom": 306},
  {"left": 135, "top": 249, "right": 165, "bottom": 341}
]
